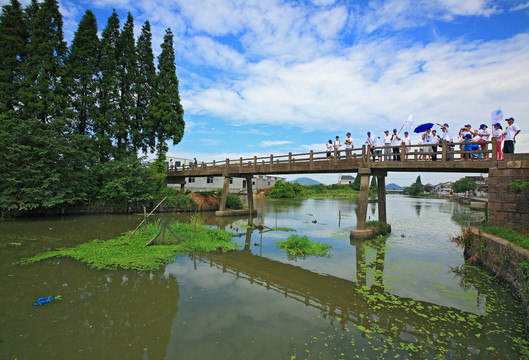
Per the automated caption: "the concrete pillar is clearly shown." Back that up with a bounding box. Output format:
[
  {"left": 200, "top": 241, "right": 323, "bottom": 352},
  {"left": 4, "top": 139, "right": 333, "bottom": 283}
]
[
  {"left": 356, "top": 171, "right": 371, "bottom": 229},
  {"left": 246, "top": 176, "right": 254, "bottom": 218},
  {"left": 219, "top": 176, "right": 230, "bottom": 212},
  {"left": 377, "top": 173, "right": 386, "bottom": 224},
  {"left": 351, "top": 169, "right": 374, "bottom": 239}
]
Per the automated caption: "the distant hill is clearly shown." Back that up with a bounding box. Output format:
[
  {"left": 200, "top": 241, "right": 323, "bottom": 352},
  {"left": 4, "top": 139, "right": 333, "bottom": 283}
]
[
  {"left": 386, "top": 183, "right": 405, "bottom": 190},
  {"left": 289, "top": 177, "right": 321, "bottom": 186}
]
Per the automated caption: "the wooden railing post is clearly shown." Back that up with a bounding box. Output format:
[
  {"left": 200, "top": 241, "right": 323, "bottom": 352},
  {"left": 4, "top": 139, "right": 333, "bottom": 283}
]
[
  {"left": 491, "top": 137, "right": 497, "bottom": 161},
  {"left": 254, "top": 156, "right": 257, "bottom": 166},
  {"left": 270, "top": 154, "right": 273, "bottom": 172},
  {"left": 400, "top": 143, "right": 406, "bottom": 162},
  {"left": 288, "top": 152, "right": 292, "bottom": 170},
  {"left": 366, "top": 145, "right": 371, "bottom": 163},
  {"left": 361, "top": 145, "right": 366, "bottom": 162},
  {"left": 239, "top": 157, "right": 243, "bottom": 171},
  {"left": 442, "top": 142, "right": 447, "bottom": 163},
  {"left": 213, "top": 160, "right": 216, "bottom": 168}
]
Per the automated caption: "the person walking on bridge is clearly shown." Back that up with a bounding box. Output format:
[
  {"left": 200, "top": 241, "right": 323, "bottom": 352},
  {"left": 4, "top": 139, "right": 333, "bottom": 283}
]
[
  {"left": 401, "top": 131, "right": 412, "bottom": 160},
  {"left": 391, "top": 129, "right": 401, "bottom": 161},
  {"left": 344, "top": 132, "right": 354, "bottom": 157},
  {"left": 326, "top": 140, "right": 334, "bottom": 159},
  {"left": 478, "top": 124, "right": 491, "bottom": 159},
  {"left": 383, "top": 130, "right": 391, "bottom": 161},
  {"left": 492, "top": 123, "right": 503, "bottom": 160},
  {"left": 334, "top": 136, "right": 342, "bottom": 159},
  {"left": 503, "top": 117, "right": 520, "bottom": 154},
  {"left": 431, "top": 129, "right": 440, "bottom": 161},
  {"left": 365, "top": 132, "right": 375, "bottom": 160},
  {"left": 438, "top": 123, "right": 453, "bottom": 161}
]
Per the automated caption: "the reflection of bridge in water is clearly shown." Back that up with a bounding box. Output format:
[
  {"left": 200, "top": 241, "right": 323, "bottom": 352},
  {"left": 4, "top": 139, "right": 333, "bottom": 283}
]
[{"left": 192, "top": 228, "right": 503, "bottom": 357}]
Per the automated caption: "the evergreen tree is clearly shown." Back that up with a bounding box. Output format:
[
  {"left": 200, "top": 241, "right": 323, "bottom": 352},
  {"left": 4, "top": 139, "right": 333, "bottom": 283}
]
[
  {"left": 134, "top": 20, "right": 156, "bottom": 153},
  {"left": 115, "top": 12, "right": 137, "bottom": 156},
  {"left": 370, "top": 176, "right": 377, "bottom": 192},
  {"left": 350, "top": 174, "right": 361, "bottom": 191},
  {"left": 65, "top": 9, "right": 99, "bottom": 135},
  {"left": 19, "top": 0, "right": 68, "bottom": 123},
  {"left": 0, "top": 0, "right": 28, "bottom": 113},
  {"left": 23, "top": 0, "right": 40, "bottom": 26},
  {"left": 96, "top": 10, "right": 120, "bottom": 161},
  {"left": 151, "top": 28, "right": 184, "bottom": 160}
]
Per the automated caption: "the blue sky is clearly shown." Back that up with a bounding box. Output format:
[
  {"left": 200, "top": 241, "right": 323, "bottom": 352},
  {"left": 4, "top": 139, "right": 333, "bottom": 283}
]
[{"left": 7, "top": 0, "right": 529, "bottom": 185}]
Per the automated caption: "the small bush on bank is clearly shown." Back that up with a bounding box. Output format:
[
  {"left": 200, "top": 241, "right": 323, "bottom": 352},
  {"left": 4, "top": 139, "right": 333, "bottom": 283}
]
[{"left": 226, "top": 195, "right": 243, "bottom": 210}]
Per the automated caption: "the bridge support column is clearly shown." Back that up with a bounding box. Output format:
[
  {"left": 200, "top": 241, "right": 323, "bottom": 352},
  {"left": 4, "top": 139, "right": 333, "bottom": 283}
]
[
  {"left": 376, "top": 171, "right": 387, "bottom": 224},
  {"left": 245, "top": 176, "right": 254, "bottom": 222},
  {"left": 351, "top": 169, "right": 374, "bottom": 239},
  {"left": 219, "top": 176, "right": 230, "bottom": 212}
]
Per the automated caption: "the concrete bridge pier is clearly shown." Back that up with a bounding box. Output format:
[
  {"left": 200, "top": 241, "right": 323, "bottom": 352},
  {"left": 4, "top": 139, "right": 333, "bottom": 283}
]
[
  {"left": 350, "top": 169, "right": 389, "bottom": 239},
  {"left": 216, "top": 175, "right": 258, "bottom": 217}
]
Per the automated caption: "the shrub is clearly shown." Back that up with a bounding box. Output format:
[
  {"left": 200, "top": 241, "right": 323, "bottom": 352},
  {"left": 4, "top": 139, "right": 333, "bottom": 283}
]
[{"left": 226, "top": 195, "right": 243, "bottom": 210}]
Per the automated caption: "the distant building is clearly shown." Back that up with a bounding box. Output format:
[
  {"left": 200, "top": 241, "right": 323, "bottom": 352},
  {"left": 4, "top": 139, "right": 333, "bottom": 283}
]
[
  {"left": 165, "top": 157, "right": 193, "bottom": 170},
  {"left": 434, "top": 181, "right": 453, "bottom": 195},
  {"left": 170, "top": 174, "right": 285, "bottom": 193},
  {"left": 338, "top": 174, "right": 355, "bottom": 185}
]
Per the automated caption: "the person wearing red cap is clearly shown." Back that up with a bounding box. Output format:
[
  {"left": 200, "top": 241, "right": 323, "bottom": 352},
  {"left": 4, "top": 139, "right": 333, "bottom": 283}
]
[{"left": 503, "top": 117, "right": 520, "bottom": 154}]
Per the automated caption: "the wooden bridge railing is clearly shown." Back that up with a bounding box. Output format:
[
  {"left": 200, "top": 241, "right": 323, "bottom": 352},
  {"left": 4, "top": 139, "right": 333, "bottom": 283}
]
[{"left": 167, "top": 137, "right": 498, "bottom": 172}]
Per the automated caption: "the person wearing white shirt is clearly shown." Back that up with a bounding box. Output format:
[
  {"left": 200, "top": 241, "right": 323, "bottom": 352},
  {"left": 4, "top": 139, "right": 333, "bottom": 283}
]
[
  {"left": 478, "top": 124, "right": 491, "bottom": 159},
  {"left": 334, "top": 136, "right": 342, "bottom": 159},
  {"left": 438, "top": 123, "right": 453, "bottom": 161},
  {"left": 503, "top": 117, "right": 521, "bottom": 154},
  {"left": 390, "top": 129, "right": 401, "bottom": 161},
  {"left": 365, "top": 132, "right": 375, "bottom": 160},
  {"left": 344, "top": 132, "right": 354, "bottom": 157},
  {"left": 374, "top": 136, "right": 383, "bottom": 161},
  {"left": 383, "top": 130, "right": 392, "bottom": 161},
  {"left": 401, "top": 131, "right": 412, "bottom": 160},
  {"left": 431, "top": 129, "right": 440, "bottom": 161},
  {"left": 422, "top": 128, "right": 432, "bottom": 160},
  {"left": 492, "top": 123, "right": 503, "bottom": 160},
  {"left": 326, "top": 140, "right": 334, "bottom": 159}
]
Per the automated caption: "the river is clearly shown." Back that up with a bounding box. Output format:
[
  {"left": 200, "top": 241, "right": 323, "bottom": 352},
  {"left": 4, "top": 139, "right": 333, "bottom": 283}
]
[{"left": 0, "top": 195, "right": 526, "bottom": 359}]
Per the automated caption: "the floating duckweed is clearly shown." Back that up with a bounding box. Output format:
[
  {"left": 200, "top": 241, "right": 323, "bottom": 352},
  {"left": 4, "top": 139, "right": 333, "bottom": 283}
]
[
  {"left": 17, "top": 220, "right": 240, "bottom": 271},
  {"left": 275, "top": 235, "right": 332, "bottom": 257}
]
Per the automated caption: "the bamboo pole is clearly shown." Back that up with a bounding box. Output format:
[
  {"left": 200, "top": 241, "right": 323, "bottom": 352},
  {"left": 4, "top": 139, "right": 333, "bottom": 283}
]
[{"left": 128, "top": 196, "right": 167, "bottom": 240}]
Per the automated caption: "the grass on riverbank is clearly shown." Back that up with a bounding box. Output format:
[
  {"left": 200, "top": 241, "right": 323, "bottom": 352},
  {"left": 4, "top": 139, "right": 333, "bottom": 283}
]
[
  {"left": 480, "top": 223, "right": 529, "bottom": 250},
  {"left": 275, "top": 235, "right": 332, "bottom": 258},
  {"left": 18, "top": 219, "right": 240, "bottom": 271}
]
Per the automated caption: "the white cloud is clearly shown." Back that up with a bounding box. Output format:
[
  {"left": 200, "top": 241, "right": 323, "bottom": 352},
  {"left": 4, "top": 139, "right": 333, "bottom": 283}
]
[
  {"left": 184, "top": 33, "right": 529, "bottom": 135},
  {"left": 510, "top": 1, "right": 529, "bottom": 11},
  {"left": 260, "top": 140, "right": 292, "bottom": 147}
]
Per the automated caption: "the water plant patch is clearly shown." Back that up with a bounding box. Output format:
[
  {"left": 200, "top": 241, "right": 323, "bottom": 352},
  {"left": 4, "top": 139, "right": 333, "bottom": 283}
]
[{"left": 18, "top": 220, "right": 241, "bottom": 271}]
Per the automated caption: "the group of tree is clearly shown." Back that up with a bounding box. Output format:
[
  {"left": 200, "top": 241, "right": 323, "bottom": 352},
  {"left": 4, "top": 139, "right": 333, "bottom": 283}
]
[
  {"left": 403, "top": 176, "right": 425, "bottom": 196},
  {"left": 0, "top": 0, "right": 184, "bottom": 216}
]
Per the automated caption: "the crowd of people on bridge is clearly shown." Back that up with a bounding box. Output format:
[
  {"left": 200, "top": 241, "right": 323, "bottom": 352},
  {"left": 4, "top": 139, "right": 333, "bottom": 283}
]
[{"left": 326, "top": 116, "right": 521, "bottom": 161}]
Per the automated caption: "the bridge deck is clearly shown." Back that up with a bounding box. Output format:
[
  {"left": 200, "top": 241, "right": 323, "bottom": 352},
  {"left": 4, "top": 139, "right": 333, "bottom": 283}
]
[{"left": 169, "top": 141, "right": 498, "bottom": 179}]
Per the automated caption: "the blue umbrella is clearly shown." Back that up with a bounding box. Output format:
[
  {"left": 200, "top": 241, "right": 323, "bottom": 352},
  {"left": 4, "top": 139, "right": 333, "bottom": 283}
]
[{"left": 414, "top": 122, "right": 434, "bottom": 133}]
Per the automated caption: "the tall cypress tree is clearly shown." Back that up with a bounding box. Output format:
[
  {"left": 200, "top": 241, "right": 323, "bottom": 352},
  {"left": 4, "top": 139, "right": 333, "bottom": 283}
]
[
  {"left": 0, "top": 0, "right": 28, "bottom": 113},
  {"left": 65, "top": 9, "right": 99, "bottom": 135},
  {"left": 96, "top": 10, "right": 120, "bottom": 161},
  {"left": 134, "top": 20, "right": 156, "bottom": 153},
  {"left": 114, "top": 12, "right": 137, "bottom": 156},
  {"left": 152, "top": 28, "right": 184, "bottom": 159},
  {"left": 19, "top": 0, "right": 68, "bottom": 123}
]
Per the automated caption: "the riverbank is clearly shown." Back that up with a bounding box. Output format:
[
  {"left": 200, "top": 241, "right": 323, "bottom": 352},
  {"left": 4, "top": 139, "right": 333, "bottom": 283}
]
[{"left": 454, "top": 225, "right": 529, "bottom": 338}]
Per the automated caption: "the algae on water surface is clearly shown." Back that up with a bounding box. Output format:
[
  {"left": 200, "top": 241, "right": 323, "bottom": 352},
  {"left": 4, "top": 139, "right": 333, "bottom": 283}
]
[{"left": 18, "top": 220, "right": 240, "bottom": 271}]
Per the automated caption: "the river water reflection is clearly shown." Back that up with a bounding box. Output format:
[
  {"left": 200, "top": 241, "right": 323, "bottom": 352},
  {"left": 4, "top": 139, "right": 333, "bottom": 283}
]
[{"left": 0, "top": 195, "right": 526, "bottom": 359}]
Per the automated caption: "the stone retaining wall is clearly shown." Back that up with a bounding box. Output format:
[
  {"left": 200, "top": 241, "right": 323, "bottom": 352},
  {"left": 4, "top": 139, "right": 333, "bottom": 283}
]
[
  {"left": 465, "top": 227, "right": 529, "bottom": 334},
  {"left": 488, "top": 153, "right": 529, "bottom": 229}
]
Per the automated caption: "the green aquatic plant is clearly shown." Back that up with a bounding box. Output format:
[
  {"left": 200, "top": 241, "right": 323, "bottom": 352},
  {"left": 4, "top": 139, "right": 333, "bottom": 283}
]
[
  {"left": 275, "top": 235, "right": 331, "bottom": 257},
  {"left": 18, "top": 220, "right": 241, "bottom": 271}
]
